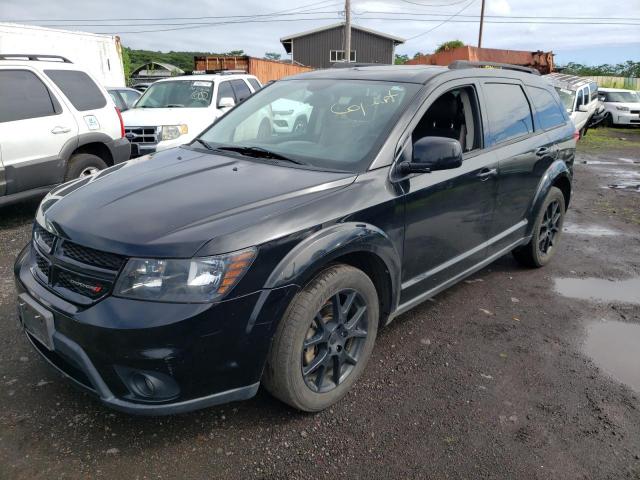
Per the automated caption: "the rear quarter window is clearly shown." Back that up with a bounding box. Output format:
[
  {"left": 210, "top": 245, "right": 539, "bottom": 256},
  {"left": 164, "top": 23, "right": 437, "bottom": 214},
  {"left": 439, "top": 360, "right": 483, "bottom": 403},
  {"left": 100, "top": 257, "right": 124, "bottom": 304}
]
[
  {"left": 483, "top": 83, "right": 533, "bottom": 145},
  {"left": 45, "top": 69, "right": 107, "bottom": 111},
  {"left": 528, "top": 86, "right": 566, "bottom": 130},
  {"left": 0, "top": 69, "right": 60, "bottom": 123}
]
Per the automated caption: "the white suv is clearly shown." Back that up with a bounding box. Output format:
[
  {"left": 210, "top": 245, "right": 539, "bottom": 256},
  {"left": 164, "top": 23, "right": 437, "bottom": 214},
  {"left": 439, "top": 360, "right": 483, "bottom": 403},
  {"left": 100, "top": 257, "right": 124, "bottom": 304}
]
[
  {"left": 599, "top": 88, "right": 640, "bottom": 127},
  {"left": 122, "top": 73, "right": 270, "bottom": 157},
  {"left": 0, "top": 54, "right": 130, "bottom": 208}
]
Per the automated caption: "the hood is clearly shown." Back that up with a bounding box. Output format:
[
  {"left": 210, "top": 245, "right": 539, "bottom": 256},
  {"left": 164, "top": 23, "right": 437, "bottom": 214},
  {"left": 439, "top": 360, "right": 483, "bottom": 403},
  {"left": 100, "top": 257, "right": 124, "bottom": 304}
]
[
  {"left": 122, "top": 107, "right": 216, "bottom": 130},
  {"left": 41, "top": 148, "right": 355, "bottom": 257}
]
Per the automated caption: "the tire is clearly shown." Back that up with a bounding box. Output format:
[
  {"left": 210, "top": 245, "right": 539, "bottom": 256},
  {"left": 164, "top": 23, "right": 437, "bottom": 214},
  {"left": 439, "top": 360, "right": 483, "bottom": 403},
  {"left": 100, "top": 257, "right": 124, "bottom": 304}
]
[
  {"left": 292, "top": 116, "right": 308, "bottom": 134},
  {"left": 257, "top": 118, "right": 272, "bottom": 140},
  {"left": 263, "top": 264, "right": 379, "bottom": 412},
  {"left": 65, "top": 153, "right": 107, "bottom": 181},
  {"left": 604, "top": 113, "right": 613, "bottom": 127},
  {"left": 512, "top": 186, "right": 566, "bottom": 268}
]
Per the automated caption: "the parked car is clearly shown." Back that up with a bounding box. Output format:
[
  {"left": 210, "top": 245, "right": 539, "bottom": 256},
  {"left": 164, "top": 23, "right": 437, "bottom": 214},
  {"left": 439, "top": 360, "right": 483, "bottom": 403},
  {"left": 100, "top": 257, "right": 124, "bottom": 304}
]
[
  {"left": 122, "top": 73, "right": 269, "bottom": 157},
  {"left": 107, "top": 87, "right": 142, "bottom": 111},
  {"left": 271, "top": 97, "right": 313, "bottom": 134},
  {"left": 15, "top": 62, "right": 575, "bottom": 415},
  {"left": 544, "top": 73, "right": 599, "bottom": 136},
  {"left": 132, "top": 82, "right": 153, "bottom": 92},
  {"left": 598, "top": 88, "right": 640, "bottom": 126},
  {"left": 0, "top": 54, "right": 130, "bottom": 208}
]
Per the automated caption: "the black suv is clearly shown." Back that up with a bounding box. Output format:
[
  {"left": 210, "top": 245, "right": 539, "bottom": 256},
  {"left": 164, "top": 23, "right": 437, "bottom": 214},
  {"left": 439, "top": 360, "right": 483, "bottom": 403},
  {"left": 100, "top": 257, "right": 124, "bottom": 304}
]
[{"left": 14, "top": 62, "right": 575, "bottom": 414}]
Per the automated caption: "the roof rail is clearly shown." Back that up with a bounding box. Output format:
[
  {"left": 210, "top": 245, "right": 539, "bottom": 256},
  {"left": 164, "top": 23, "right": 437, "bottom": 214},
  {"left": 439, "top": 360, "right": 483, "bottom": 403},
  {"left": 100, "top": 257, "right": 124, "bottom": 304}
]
[
  {"left": 0, "top": 54, "right": 72, "bottom": 63},
  {"left": 448, "top": 60, "right": 540, "bottom": 76},
  {"left": 330, "top": 62, "right": 382, "bottom": 68},
  {"left": 196, "top": 69, "right": 247, "bottom": 75}
]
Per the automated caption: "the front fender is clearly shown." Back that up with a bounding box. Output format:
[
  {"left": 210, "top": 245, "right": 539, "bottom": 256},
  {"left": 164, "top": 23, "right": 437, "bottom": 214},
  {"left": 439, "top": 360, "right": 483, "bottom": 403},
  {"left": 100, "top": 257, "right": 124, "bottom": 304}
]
[
  {"left": 264, "top": 222, "right": 402, "bottom": 310},
  {"left": 526, "top": 159, "right": 572, "bottom": 235}
]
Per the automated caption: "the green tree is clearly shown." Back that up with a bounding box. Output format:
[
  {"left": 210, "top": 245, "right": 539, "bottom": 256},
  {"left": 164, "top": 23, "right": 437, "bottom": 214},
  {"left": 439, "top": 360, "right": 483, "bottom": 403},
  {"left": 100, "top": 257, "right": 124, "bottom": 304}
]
[
  {"left": 435, "top": 40, "right": 464, "bottom": 53},
  {"left": 121, "top": 46, "right": 132, "bottom": 80},
  {"left": 226, "top": 50, "right": 245, "bottom": 57},
  {"left": 394, "top": 54, "right": 409, "bottom": 65},
  {"left": 264, "top": 52, "right": 282, "bottom": 61}
]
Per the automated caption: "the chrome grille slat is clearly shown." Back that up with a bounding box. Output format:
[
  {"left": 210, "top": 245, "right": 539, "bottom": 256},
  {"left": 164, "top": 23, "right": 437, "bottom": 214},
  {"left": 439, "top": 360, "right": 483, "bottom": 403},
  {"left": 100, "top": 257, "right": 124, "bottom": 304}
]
[{"left": 124, "top": 126, "right": 159, "bottom": 145}]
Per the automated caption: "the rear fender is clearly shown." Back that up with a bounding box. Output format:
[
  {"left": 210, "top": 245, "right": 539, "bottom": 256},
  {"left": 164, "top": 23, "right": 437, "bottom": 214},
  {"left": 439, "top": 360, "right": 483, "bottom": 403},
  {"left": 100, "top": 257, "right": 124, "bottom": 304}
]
[{"left": 526, "top": 160, "right": 572, "bottom": 236}]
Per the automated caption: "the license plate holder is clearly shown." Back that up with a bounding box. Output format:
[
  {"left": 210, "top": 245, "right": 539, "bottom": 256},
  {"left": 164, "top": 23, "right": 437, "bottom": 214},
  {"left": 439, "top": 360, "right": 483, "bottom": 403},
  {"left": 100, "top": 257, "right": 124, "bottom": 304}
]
[{"left": 18, "top": 293, "right": 54, "bottom": 350}]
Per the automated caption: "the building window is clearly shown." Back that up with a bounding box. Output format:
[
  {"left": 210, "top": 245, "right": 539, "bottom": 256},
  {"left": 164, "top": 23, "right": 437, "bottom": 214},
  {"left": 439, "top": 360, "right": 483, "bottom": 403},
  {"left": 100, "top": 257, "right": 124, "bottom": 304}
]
[{"left": 330, "top": 50, "right": 356, "bottom": 62}]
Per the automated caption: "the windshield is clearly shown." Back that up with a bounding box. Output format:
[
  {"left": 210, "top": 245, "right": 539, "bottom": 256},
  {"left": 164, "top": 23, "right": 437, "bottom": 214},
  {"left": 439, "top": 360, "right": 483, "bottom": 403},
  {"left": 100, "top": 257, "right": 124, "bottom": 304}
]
[
  {"left": 554, "top": 87, "right": 576, "bottom": 112},
  {"left": 136, "top": 80, "right": 214, "bottom": 108},
  {"left": 604, "top": 91, "right": 640, "bottom": 103},
  {"left": 198, "top": 79, "right": 420, "bottom": 172}
]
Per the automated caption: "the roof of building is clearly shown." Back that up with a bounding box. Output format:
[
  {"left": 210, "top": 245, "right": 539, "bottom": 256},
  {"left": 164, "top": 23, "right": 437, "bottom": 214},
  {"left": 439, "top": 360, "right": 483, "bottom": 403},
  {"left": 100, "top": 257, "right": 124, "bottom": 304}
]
[
  {"left": 280, "top": 22, "right": 405, "bottom": 53},
  {"left": 131, "top": 62, "right": 185, "bottom": 77}
]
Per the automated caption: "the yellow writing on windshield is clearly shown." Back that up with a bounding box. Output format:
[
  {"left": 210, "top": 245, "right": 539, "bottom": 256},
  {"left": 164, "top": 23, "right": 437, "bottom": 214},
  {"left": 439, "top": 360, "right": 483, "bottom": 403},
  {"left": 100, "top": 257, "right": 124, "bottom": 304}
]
[{"left": 330, "top": 89, "right": 400, "bottom": 117}]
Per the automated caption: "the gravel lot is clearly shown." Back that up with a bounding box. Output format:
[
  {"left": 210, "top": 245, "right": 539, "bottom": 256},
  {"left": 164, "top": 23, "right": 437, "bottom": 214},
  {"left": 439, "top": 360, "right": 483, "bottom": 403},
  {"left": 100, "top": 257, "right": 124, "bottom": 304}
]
[{"left": 1, "top": 127, "right": 639, "bottom": 479}]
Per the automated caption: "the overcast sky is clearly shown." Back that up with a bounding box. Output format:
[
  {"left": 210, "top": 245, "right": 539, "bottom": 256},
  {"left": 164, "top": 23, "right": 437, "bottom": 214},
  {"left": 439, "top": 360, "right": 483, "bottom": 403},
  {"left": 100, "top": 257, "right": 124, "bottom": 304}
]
[{"left": 1, "top": 0, "right": 639, "bottom": 65}]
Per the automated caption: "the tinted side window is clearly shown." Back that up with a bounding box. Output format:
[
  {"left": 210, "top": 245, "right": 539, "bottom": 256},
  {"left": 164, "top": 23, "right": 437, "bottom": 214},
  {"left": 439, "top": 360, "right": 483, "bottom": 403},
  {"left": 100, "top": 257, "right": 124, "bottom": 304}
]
[
  {"left": 528, "top": 87, "right": 566, "bottom": 130},
  {"left": 247, "top": 78, "right": 261, "bottom": 91},
  {"left": 44, "top": 69, "right": 107, "bottom": 111},
  {"left": 230, "top": 79, "right": 252, "bottom": 102},
  {"left": 217, "top": 81, "right": 236, "bottom": 105},
  {"left": 484, "top": 83, "right": 533, "bottom": 144},
  {"left": 0, "top": 70, "right": 59, "bottom": 123}
]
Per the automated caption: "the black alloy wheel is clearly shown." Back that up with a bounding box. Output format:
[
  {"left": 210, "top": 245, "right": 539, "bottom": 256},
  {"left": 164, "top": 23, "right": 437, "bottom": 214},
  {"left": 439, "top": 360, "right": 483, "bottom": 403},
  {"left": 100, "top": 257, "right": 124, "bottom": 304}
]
[{"left": 301, "top": 289, "right": 369, "bottom": 393}]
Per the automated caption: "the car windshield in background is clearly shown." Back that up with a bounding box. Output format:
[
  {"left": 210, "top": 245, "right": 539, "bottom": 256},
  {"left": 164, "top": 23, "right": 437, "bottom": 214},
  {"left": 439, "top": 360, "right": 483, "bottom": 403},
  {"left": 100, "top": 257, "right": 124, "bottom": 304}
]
[
  {"left": 554, "top": 87, "right": 576, "bottom": 112},
  {"left": 136, "top": 80, "right": 214, "bottom": 108},
  {"left": 198, "top": 79, "right": 419, "bottom": 172},
  {"left": 605, "top": 91, "right": 640, "bottom": 103}
]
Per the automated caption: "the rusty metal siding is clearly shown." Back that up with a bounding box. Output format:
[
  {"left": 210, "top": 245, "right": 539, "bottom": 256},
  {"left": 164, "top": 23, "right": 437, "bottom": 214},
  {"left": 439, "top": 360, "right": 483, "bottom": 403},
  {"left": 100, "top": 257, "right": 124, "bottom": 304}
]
[{"left": 292, "top": 26, "right": 395, "bottom": 68}]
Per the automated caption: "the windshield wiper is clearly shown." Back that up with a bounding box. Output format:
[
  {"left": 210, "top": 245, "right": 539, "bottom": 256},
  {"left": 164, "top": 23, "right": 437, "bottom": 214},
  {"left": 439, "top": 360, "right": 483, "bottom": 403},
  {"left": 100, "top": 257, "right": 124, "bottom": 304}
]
[
  {"left": 192, "top": 138, "right": 214, "bottom": 150},
  {"left": 214, "top": 145, "right": 306, "bottom": 165}
]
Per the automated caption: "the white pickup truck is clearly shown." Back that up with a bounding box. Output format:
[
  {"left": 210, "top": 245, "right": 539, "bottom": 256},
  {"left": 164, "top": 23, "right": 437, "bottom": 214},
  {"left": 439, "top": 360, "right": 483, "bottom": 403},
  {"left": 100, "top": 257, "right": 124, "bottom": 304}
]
[{"left": 122, "top": 73, "right": 271, "bottom": 157}]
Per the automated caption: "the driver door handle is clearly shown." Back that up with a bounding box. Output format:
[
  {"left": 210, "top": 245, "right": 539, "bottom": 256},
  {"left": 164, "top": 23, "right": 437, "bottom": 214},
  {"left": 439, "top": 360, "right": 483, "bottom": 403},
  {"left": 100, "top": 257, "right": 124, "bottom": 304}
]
[
  {"left": 51, "top": 126, "right": 71, "bottom": 134},
  {"left": 477, "top": 168, "right": 497, "bottom": 181}
]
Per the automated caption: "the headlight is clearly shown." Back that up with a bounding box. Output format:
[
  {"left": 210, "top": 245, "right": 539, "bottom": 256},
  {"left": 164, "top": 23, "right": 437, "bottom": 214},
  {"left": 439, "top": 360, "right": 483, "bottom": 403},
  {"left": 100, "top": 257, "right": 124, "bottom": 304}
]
[
  {"left": 114, "top": 248, "right": 256, "bottom": 303},
  {"left": 161, "top": 124, "right": 188, "bottom": 141},
  {"left": 616, "top": 106, "right": 630, "bottom": 112}
]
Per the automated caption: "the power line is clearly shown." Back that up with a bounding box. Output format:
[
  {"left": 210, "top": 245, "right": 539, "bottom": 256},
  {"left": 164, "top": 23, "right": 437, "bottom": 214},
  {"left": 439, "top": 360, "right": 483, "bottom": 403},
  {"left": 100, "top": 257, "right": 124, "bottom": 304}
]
[{"left": 406, "top": 0, "right": 478, "bottom": 40}]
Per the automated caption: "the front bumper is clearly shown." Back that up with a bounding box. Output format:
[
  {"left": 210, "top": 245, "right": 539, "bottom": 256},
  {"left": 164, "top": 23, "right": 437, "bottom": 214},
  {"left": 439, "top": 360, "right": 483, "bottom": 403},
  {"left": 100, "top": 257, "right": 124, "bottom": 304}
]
[
  {"left": 612, "top": 112, "right": 640, "bottom": 125},
  {"left": 14, "top": 246, "right": 297, "bottom": 415}
]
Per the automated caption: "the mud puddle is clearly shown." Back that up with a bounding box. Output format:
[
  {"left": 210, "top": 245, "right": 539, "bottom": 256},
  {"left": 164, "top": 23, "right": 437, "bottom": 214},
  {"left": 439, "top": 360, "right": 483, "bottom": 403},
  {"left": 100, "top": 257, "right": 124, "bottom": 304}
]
[
  {"left": 584, "top": 320, "right": 640, "bottom": 392},
  {"left": 562, "top": 223, "right": 621, "bottom": 236},
  {"left": 554, "top": 277, "right": 640, "bottom": 304}
]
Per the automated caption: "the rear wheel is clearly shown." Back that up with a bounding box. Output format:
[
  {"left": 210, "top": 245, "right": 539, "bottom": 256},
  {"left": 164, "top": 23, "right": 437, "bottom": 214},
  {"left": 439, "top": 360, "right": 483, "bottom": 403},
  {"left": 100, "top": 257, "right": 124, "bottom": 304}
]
[
  {"left": 65, "top": 153, "right": 107, "bottom": 181},
  {"left": 512, "top": 186, "right": 565, "bottom": 268},
  {"left": 263, "top": 264, "right": 379, "bottom": 412}
]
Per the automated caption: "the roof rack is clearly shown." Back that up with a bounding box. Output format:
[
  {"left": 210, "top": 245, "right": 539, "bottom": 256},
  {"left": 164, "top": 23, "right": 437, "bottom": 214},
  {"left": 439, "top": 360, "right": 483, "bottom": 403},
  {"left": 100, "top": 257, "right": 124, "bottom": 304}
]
[
  {"left": 448, "top": 60, "right": 540, "bottom": 76},
  {"left": 194, "top": 69, "right": 247, "bottom": 75},
  {"left": 330, "top": 62, "right": 382, "bottom": 69},
  {"left": 0, "top": 54, "right": 72, "bottom": 63}
]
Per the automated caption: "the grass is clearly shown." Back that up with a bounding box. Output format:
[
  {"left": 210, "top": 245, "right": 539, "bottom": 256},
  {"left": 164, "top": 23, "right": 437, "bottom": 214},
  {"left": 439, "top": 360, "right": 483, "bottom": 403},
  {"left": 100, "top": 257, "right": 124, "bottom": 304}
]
[{"left": 578, "top": 126, "right": 640, "bottom": 152}]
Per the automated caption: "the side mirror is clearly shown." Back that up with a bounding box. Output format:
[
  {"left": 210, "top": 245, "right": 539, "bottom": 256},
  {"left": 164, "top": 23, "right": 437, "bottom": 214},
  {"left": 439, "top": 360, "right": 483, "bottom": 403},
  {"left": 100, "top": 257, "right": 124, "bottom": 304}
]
[
  {"left": 578, "top": 104, "right": 589, "bottom": 112},
  {"left": 218, "top": 97, "right": 236, "bottom": 109},
  {"left": 399, "top": 136, "right": 463, "bottom": 175}
]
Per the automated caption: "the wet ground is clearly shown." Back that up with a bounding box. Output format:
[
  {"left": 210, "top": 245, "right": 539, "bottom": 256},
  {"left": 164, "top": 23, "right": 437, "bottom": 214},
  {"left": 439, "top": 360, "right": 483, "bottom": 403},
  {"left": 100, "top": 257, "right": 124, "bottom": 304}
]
[{"left": 0, "top": 127, "right": 639, "bottom": 479}]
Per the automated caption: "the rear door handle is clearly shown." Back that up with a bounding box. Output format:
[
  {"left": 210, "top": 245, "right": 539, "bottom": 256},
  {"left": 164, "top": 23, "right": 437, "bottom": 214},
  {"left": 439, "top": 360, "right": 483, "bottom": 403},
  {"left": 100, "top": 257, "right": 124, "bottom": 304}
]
[
  {"left": 51, "top": 126, "right": 71, "bottom": 134},
  {"left": 477, "top": 168, "right": 497, "bottom": 181}
]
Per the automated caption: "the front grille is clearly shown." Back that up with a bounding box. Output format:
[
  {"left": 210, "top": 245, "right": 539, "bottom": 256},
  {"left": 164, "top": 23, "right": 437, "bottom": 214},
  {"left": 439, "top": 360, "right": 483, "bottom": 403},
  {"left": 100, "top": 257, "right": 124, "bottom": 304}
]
[
  {"left": 125, "top": 126, "right": 159, "bottom": 145},
  {"left": 60, "top": 241, "right": 124, "bottom": 271},
  {"left": 630, "top": 110, "right": 639, "bottom": 114},
  {"left": 34, "top": 249, "right": 50, "bottom": 281},
  {"left": 34, "top": 224, "right": 55, "bottom": 253},
  {"left": 56, "top": 270, "right": 110, "bottom": 299},
  {"left": 30, "top": 224, "right": 126, "bottom": 305}
]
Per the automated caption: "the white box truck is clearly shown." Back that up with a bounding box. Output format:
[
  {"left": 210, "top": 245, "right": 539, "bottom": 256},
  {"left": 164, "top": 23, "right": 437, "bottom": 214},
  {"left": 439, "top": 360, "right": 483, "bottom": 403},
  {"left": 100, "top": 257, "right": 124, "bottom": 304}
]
[{"left": 0, "top": 23, "right": 125, "bottom": 87}]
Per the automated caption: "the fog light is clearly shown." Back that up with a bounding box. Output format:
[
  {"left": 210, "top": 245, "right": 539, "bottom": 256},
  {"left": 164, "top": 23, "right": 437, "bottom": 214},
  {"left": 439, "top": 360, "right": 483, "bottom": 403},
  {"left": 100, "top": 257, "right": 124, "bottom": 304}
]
[
  {"left": 131, "top": 372, "right": 156, "bottom": 398},
  {"left": 115, "top": 366, "right": 180, "bottom": 401}
]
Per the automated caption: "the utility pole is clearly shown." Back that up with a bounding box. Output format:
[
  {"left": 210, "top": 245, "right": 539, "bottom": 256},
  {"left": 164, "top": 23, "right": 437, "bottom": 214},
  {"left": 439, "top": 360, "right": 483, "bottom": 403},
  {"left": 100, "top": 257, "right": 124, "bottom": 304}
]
[
  {"left": 477, "top": 0, "right": 485, "bottom": 48},
  {"left": 345, "top": 0, "right": 351, "bottom": 62}
]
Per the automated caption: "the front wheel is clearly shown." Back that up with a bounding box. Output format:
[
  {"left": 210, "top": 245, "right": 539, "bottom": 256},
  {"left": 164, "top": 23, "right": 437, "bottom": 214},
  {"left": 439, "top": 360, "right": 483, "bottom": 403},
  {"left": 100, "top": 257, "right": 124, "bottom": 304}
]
[
  {"left": 263, "top": 264, "right": 379, "bottom": 412},
  {"left": 512, "top": 186, "right": 566, "bottom": 268}
]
